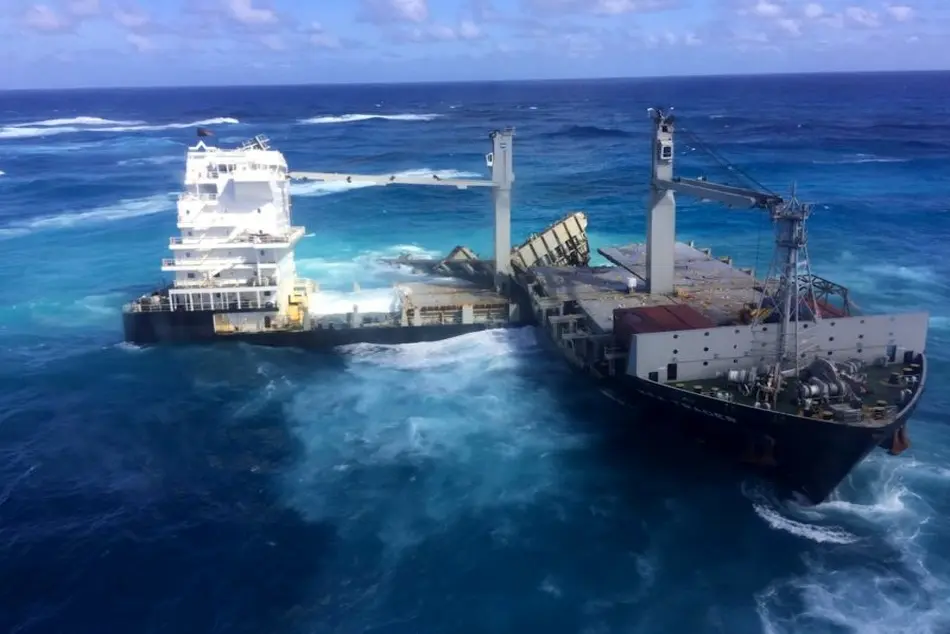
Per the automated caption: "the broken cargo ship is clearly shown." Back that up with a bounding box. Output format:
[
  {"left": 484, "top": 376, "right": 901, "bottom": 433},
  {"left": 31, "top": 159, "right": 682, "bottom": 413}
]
[
  {"left": 121, "top": 130, "right": 589, "bottom": 348},
  {"left": 517, "top": 108, "right": 929, "bottom": 503}
]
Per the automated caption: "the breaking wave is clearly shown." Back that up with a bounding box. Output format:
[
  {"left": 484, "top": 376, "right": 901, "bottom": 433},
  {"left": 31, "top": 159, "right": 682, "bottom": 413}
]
[
  {"left": 308, "top": 287, "right": 401, "bottom": 315},
  {"left": 117, "top": 155, "right": 181, "bottom": 167},
  {"left": 14, "top": 116, "right": 144, "bottom": 127},
  {"left": 747, "top": 457, "right": 950, "bottom": 634},
  {"left": 813, "top": 153, "right": 911, "bottom": 165},
  {"left": 299, "top": 113, "right": 442, "bottom": 124},
  {"left": 278, "top": 327, "right": 579, "bottom": 557},
  {"left": 0, "top": 193, "right": 175, "bottom": 238},
  {"left": 289, "top": 168, "right": 482, "bottom": 197},
  {"left": 0, "top": 117, "right": 240, "bottom": 140},
  {"left": 743, "top": 482, "right": 859, "bottom": 544}
]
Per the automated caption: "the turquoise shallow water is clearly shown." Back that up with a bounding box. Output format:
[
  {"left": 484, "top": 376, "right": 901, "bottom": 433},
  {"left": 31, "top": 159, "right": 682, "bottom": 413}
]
[{"left": 1, "top": 73, "right": 949, "bottom": 634}]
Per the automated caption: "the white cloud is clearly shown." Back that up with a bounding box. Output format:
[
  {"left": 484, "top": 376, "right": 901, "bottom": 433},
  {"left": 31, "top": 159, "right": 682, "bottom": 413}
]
[
  {"left": 259, "top": 34, "right": 285, "bottom": 50},
  {"left": 562, "top": 31, "right": 602, "bottom": 56},
  {"left": 885, "top": 5, "right": 914, "bottom": 22},
  {"left": 23, "top": 4, "right": 71, "bottom": 32},
  {"left": 391, "top": 0, "right": 428, "bottom": 21},
  {"left": 844, "top": 6, "right": 880, "bottom": 27},
  {"left": 803, "top": 3, "right": 823, "bottom": 19},
  {"left": 643, "top": 30, "right": 688, "bottom": 47},
  {"left": 310, "top": 33, "right": 342, "bottom": 48},
  {"left": 426, "top": 24, "right": 457, "bottom": 39},
  {"left": 777, "top": 17, "right": 802, "bottom": 35},
  {"left": 68, "top": 0, "right": 99, "bottom": 17},
  {"left": 362, "top": 0, "right": 429, "bottom": 23},
  {"left": 752, "top": 0, "right": 783, "bottom": 18},
  {"left": 307, "top": 22, "right": 342, "bottom": 49},
  {"left": 397, "top": 20, "right": 484, "bottom": 43},
  {"left": 594, "top": 0, "right": 673, "bottom": 14},
  {"left": 226, "top": 0, "right": 277, "bottom": 26},
  {"left": 524, "top": 0, "right": 676, "bottom": 16},
  {"left": 126, "top": 33, "right": 155, "bottom": 52},
  {"left": 459, "top": 19, "right": 482, "bottom": 39},
  {"left": 114, "top": 7, "right": 150, "bottom": 29}
]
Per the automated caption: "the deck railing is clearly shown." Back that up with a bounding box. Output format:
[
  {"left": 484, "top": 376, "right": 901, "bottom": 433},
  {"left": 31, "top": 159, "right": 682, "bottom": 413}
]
[
  {"left": 161, "top": 257, "right": 279, "bottom": 268},
  {"left": 124, "top": 296, "right": 276, "bottom": 313}
]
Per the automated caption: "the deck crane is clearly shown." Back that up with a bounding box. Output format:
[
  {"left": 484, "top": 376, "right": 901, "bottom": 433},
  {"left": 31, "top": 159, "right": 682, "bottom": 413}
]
[
  {"left": 290, "top": 129, "right": 515, "bottom": 293},
  {"left": 645, "top": 107, "right": 824, "bottom": 401}
]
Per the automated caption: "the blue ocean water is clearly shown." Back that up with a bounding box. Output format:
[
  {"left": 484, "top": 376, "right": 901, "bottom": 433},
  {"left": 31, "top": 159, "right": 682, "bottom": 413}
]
[{"left": 1, "top": 72, "right": 949, "bottom": 634}]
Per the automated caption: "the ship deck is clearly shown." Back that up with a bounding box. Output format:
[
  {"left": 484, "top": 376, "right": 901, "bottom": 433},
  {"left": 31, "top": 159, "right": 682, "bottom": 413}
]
[
  {"left": 530, "top": 241, "right": 760, "bottom": 333},
  {"left": 309, "top": 277, "right": 512, "bottom": 329},
  {"left": 675, "top": 361, "right": 913, "bottom": 426},
  {"left": 400, "top": 280, "right": 510, "bottom": 309}
]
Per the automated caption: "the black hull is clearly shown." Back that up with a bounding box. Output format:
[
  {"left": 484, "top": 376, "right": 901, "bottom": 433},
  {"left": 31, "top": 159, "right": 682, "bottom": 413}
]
[
  {"left": 123, "top": 309, "right": 508, "bottom": 350},
  {"left": 600, "top": 370, "right": 925, "bottom": 504}
]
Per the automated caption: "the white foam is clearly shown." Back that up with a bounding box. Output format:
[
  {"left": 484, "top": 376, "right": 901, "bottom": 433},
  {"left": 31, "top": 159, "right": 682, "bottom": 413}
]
[
  {"left": 289, "top": 179, "right": 375, "bottom": 197},
  {"left": 276, "top": 327, "right": 568, "bottom": 538},
  {"left": 0, "top": 192, "right": 174, "bottom": 238},
  {"left": 752, "top": 502, "right": 859, "bottom": 544},
  {"left": 343, "top": 327, "right": 538, "bottom": 371},
  {"left": 295, "top": 244, "right": 449, "bottom": 309},
  {"left": 308, "top": 287, "right": 400, "bottom": 315},
  {"left": 11, "top": 116, "right": 144, "bottom": 127},
  {"left": 753, "top": 457, "right": 950, "bottom": 634},
  {"left": 743, "top": 481, "right": 859, "bottom": 544},
  {"left": 813, "top": 153, "right": 910, "bottom": 165},
  {"left": 290, "top": 168, "right": 482, "bottom": 197},
  {"left": 117, "top": 155, "right": 181, "bottom": 167},
  {"left": 299, "top": 113, "right": 441, "bottom": 124},
  {"left": 0, "top": 116, "right": 240, "bottom": 140}
]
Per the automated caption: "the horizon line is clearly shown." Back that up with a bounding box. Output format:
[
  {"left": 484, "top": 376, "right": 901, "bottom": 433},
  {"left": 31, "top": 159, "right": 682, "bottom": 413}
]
[{"left": 1, "top": 68, "right": 947, "bottom": 94}]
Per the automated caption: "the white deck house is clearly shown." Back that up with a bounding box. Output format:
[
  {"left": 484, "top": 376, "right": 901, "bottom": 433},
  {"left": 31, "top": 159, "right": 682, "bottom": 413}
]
[{"left": 162, "top": 135, "right": 304, "bottom": 312}]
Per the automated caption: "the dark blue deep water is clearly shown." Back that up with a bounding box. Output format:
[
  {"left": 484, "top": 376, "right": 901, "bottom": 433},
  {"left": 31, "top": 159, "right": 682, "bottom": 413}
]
[{"left": 1, "top": 72, "right": 949, "bottom": 634}]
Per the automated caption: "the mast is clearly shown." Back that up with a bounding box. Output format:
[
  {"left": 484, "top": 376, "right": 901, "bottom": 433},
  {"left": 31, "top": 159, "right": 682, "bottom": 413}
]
[
  {"left": 753, "top": 190, "right": 820, "bottom": 404},
  {"left": 646, "top": 108, "right": 676, "bottom": 295}
]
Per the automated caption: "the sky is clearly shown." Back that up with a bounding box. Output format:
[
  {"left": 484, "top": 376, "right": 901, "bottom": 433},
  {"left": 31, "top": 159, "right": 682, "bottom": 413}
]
[{"left": 0, "top": 0, "right": 946, "bottom": 89}]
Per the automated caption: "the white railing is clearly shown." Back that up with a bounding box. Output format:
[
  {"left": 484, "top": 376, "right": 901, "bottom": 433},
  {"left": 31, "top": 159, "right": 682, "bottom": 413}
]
[
  {"left": 171, "top": 275, "right": 279, "bottom": 289},
  {"left": 161, "top": 257, "right": 279, "bottom": 268},
  {"left": 169, "top": 226, "right": 304, "bottom": 247},
  {"left": 124, "top": 294, "right": 277, "bottom": 313},
  {"left": 178, "top": 192, "right": 218, "bottom": 201},
  {"left": 186, "top": 164, "right": 286, "bottom": 181},
  {"left": 229, "top": 226, "right": 305, "bottom": 245}
]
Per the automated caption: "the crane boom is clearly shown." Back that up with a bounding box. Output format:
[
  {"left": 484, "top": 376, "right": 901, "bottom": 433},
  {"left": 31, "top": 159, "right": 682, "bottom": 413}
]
[{"left": 653, "top": 177, "right": 783, "bottom": 211}]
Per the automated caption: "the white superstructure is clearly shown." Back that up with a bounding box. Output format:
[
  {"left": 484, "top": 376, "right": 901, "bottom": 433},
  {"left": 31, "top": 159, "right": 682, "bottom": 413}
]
[{"left": 162, "top": 135, "right": 305, "bottom": 313}]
